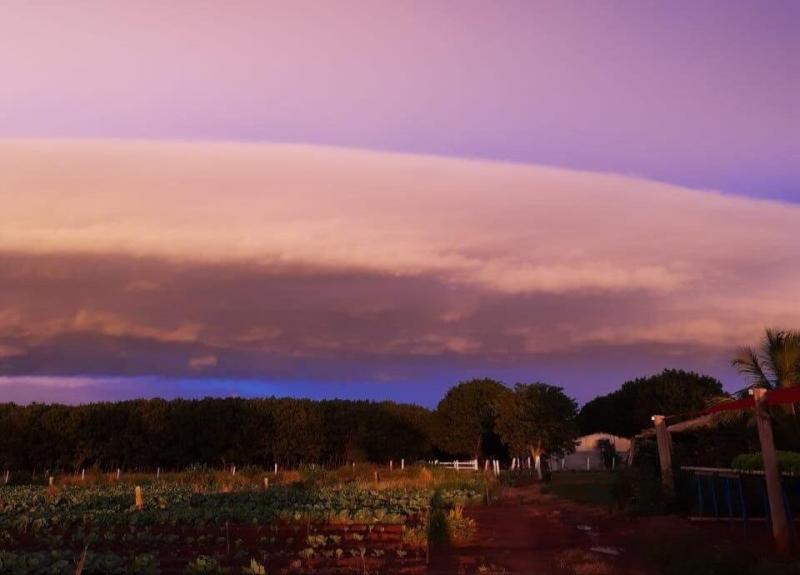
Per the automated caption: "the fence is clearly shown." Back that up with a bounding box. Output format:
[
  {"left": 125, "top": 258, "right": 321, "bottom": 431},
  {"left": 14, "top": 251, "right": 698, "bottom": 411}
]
[
  {"left": 648, "top": 386, "right": 800, "bottom": 555},
  {"left": 432, "top": 459, "right": 479, "bottom": 471},
  {"left": 681, "top": 466, "right": 799, "bottom": 540}
]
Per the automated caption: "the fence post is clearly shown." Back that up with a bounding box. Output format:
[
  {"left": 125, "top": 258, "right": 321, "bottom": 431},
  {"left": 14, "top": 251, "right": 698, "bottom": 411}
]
[
  {"left": 652, "top": 415, "right": 673, "bottom": 495},
  {"left": 752, "top": 388, "right": 791, "bottom": 555},
  {"left": 401, "top": 458, "right": 405, "bottom": 470}
]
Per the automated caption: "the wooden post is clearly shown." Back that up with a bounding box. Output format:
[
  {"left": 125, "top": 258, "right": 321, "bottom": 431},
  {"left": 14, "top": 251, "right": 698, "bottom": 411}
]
[
  {"left": 116, "top": 468, "right": 121, "bottom": 481},
  {"left": 231, "top": 465, "right": 236, "bottom": 476},
  {"left": 156, "top": 467, "right": 160, "bottom": 480},
  {"left": 274, "top": 463, "right": 278, "bottom": 475},
  {"left": 264, "top": 477, "right": 269, "bottom": 490},
  {"left": 586, "top": 456, "right": 591, "bottom": 471},
  {"left": 627, "top": 437, "right": 637, "bottom": 467},
  {"left": 752, "top": 388, "right": 791, "bottom": 555},
  {"left": 389, "top": 460, "right": 393, "bottom": 471},
  {"left": 535, "top": 455, "right": 542, "bottom": 480},
  {"left": 652, "top": 415, "right": 673, "bottom": 495},
  {"left": 81, "top": 468, "right": 85, "bottom": 481},
  {"left": 4, "top": 469, "right": 9, "bottom": 484},
  {"left": 134, "top": 486, "right": 143, "bottom": 510},
  {"left": 401, "top": 458, "right": 405, "bottom": 470},
  {"left": 48, "top": 476, "right": 55, "bottom": 497}
]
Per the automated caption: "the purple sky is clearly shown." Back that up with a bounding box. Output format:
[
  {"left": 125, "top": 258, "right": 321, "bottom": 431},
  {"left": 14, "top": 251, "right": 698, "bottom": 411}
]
[
  {"left": 0, "top": 2, "right": 799, "bottom": 407},
  {"left": 2, "top": 1, "right": 797, "bottom": 198}
]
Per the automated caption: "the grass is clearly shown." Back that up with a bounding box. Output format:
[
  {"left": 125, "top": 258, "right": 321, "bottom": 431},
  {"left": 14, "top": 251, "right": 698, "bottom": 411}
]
[{"left": 541, "top": 471, "right": 618, "bottom": 508}]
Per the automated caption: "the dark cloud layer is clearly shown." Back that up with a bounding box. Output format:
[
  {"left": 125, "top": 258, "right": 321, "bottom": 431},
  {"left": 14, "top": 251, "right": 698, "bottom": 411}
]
[{"left": 0, "top": 251, "right": 742, "bottom": 405}]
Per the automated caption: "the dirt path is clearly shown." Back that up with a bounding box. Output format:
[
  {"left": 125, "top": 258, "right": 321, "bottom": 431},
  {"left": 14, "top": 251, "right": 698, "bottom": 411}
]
[{"left": 428, "top": 483, "right": 776, "bottom": 575}]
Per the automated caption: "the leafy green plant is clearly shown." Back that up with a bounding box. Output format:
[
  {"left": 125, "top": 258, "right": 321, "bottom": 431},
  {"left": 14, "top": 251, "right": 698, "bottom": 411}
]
[
  {"left": 241, "top": 558, "right": 266, "bottom": 575},
  {"left": 732, "top": 451, "right": 800, "bottom": 473},
  {"left": 183, "top": 555, "right": 226, "bottom": 574}
]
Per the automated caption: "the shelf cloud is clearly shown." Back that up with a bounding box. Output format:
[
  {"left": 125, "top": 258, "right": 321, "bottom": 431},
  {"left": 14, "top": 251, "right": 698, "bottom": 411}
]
[{"left": 1, "top": 140, "right": 799, "bottom": 401}]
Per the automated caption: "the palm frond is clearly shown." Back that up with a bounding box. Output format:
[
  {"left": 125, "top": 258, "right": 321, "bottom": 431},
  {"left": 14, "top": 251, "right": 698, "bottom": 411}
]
[
  {"left": 772, "top": 329, "right": 800, "bottom": 389},
  {"left": 731, "top": 345, "right": 773, "bottom": 389}
]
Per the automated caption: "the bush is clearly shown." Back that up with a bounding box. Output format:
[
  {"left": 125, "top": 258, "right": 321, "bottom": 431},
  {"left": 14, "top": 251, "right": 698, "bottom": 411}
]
[
  {"left": 731, "top": 451, "right": 800, "bottom": 473},
  {"left": 612, "top": 467, "right": 670, "bottom": 515}
]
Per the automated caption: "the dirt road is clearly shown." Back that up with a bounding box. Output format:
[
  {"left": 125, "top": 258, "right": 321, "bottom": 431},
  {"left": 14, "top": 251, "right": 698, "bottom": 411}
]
[{"left": 428, "top": 483, "right": 778, "bottom": 575}]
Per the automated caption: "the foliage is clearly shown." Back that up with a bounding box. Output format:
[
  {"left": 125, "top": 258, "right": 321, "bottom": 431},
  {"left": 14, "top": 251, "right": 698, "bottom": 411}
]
[
  {"left": 495, "top": 383, "right": 578, "bottom": 457},
  {"left": 184, "top": 555, "right": 226, "bottom": 574},
  {"left": 426, "top": 490, "right": 449, "bottom": 544},
  {"left": 0, "top": 550, "right": 160, "bottom": 575},
  {"left": 731, "top": 450, "right": 800, "bottom": 473},
  {"left": 611, "top": 466, "right": 669, "bottom": 515},
  {"left": 433, "top": 378, "right": 511, "bottom": 459},
  {"left": 0, "top": 470, "right": 484, "bottom": 574},
  {"left": 732, "top": 328, "right": 800, "bottom": 390},
  {"left": 596, "top": 438, "right": 619, "bottom": 470},
  {"left": 242, "top": 558, "right": 266, "bottom": 575},
  {"left": 0, "top": 397, "right": 436, "bottom": 471},
  {"left": 577, "top": 369, "right": 725, "bottom": 437}
]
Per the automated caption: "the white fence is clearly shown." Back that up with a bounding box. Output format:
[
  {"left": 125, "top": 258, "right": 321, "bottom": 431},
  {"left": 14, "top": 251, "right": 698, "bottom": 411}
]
[{"left": 433, "top": 459, "right": 479, "bottom": 471}]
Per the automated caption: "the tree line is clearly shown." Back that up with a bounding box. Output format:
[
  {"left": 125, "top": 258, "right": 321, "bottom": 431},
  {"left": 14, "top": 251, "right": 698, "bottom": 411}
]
[
  {"left": 0, "top": 366, "right": 743, "bottom": 472},
  {"left": 0, "top": 381, "right": 582, "bottom": 472}
]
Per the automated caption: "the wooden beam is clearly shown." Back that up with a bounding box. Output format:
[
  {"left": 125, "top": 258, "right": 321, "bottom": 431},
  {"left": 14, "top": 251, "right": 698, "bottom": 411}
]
[
  {"left": 652, "top": 415, "right": 674, "bottom": 495},
  {"left": 752, "top": 388, "right": 791, "bottom": 555}
]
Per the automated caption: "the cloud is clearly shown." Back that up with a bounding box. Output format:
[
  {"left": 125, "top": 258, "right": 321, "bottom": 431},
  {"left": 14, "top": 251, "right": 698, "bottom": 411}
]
[
  {"left": 188, "top": 354, "right": 218, "bottom": 370},
  {"left": 1, "top": 139, "right": 799, "bottom": 399}
]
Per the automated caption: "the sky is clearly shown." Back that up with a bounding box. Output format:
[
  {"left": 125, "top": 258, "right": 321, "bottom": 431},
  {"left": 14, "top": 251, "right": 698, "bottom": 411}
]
[{"left": 0, "top": 1, "right": 798, "bottom": 406}]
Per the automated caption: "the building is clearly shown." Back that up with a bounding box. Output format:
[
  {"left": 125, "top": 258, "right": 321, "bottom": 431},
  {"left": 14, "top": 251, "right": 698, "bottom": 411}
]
[{"left": 550, "top": 432, "right": 631, "bottom": 471}]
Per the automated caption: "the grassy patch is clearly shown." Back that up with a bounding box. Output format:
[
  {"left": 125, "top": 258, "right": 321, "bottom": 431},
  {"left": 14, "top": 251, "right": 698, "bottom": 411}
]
[{"left": 541, "top": 472, "right": 617, "bottom": 507}]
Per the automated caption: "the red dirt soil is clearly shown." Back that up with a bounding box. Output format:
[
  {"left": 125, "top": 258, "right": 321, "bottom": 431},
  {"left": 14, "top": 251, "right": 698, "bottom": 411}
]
[{"left": 428, "top": 483, "right": 782, "bottom": 575}]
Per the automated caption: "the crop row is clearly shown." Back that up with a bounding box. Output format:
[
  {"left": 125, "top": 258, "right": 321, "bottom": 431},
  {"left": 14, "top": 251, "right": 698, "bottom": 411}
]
[{"left": 1, "top": 483, "right": 484, "bottom": 531}]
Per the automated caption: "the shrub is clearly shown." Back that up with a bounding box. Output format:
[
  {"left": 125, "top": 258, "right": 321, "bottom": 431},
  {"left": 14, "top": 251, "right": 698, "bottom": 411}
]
[
  {"left": 731, "top": 451, "right": 800, "bottom": 473},
  {"left": 183, "top": 555, "right": 226, "bottom": 574}
]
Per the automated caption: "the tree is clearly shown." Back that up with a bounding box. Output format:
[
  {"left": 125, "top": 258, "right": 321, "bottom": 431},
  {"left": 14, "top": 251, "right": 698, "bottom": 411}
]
[
  {"left": 495, "top": 383, "right": 579, "bottom": 461},
  {"left": 434, "top": 378, "right": 511, "bottom": 459},
  {"left": 577, "top": 369, "right": 724, "bottom": 437},
  {"left": 732, "top": 328, "right": 800, "bottom": 390}
]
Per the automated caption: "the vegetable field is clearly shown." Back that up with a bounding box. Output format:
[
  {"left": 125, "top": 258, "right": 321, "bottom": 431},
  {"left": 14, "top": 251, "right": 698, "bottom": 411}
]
[{"left": 0, "top": 468, "right": 484, "bottom": 574}]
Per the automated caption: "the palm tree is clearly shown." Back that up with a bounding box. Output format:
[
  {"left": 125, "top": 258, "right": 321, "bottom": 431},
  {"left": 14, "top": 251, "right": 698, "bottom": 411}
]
[{"left": 732, "top": 328, "right": 800, "bottom": 391}]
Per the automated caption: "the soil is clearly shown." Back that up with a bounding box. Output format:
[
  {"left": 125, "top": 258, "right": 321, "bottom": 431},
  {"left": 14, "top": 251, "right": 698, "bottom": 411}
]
[{"left": 428, "top": 483, "right": 781, "bottom": 575}]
